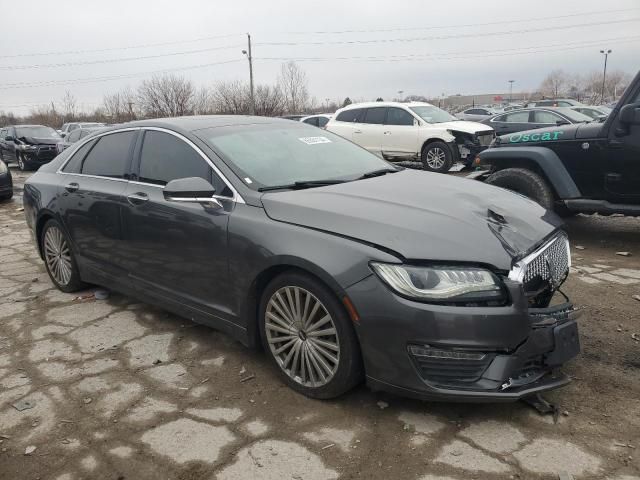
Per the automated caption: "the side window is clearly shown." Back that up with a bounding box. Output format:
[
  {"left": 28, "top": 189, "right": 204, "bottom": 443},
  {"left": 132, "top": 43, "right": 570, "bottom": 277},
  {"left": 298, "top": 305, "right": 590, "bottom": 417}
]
[
  {"left": 386, "top": 108, "right": 414, "bottom": 126},
  {"left": 533, "top": 111, "right": 562, "bottom": 124},
  {"left": 0, "top": 129, "right": 6, "bottom": 139},
  {"left": 466, "top": 109, "right": 480, "bottom": 115},
  {"left": 317, "top": 117, "right": 330, "bottom": 127},
  {"left": 363, "top": 107, "right": 386, "bottom": 124},
  {"left": 80, "top": 130, "right": 91, "bottom": 139},
  {"left": 501, "top": 111, "right": 530, "bottom": 123},
  {"left": 69, "top": 124, "right": 79, "bottom": 132},
  {"left": 62, "top": 139, "right": 97, "bottom": 173},
  {"left": 81, "top": 131, "right": 135, "bottom": 178},
  {"left": 303, "top": 117, "right": 318, "bottom": 127},
  {"left": 138, "top": 131, "right": 232, "bottom": 197},
  {"left": 67, "top": 130, "right": 81, "bottom": 143},
  {"left": 335, "top": 108, "right": 364, "bottom": 123}
]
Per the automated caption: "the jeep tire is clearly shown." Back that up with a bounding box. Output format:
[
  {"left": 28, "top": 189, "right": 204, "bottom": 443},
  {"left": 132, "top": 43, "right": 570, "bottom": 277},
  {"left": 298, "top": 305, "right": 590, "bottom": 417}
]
[{"left": 486, "top": 168, "right": 554, "bottom": 211}]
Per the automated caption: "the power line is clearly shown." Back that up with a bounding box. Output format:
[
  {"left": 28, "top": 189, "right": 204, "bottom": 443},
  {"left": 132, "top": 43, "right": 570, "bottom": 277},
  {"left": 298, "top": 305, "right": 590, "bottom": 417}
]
[
  {"left": 256, "top": 35, "right": 640, "bottom": 63},
  {"left": 282, "top": 7, "right": 639, "bottom": 34},
  {"left": 256, "top": 18, "right": 640, "bottom": 46},
  {"left": 0, "top": 33, "right": 245, "bottom": 59},
  {"left": 0, "top": 44, "right": 245, "bottom": 71},
  {"left": 0, "top": 59, "right": 243, "bottom": 90}
]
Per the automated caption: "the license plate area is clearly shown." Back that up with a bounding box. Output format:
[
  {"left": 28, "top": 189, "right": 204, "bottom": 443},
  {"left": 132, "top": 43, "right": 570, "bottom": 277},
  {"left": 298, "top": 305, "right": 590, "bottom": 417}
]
[{"left": 545, "top": 320, "right": 580, "bottom": 366}]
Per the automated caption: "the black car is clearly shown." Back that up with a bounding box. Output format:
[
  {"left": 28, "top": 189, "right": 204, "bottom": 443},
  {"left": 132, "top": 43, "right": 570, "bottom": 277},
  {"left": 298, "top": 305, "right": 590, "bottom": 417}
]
[
  {"left": 473, "top": 70, "right": 640, "bottom": 216},
  {"left": 482, "top": 108, "right": 592, "bottom": 135},
  {"left": 0, "top": 125, "right": 62, "bottom": 171},
  {"left": 23, "top": 116, "right": 579, "bottom": 402},
  {"left": 57, "top": 126, "right": 105, "bottom": 153},
  {"left": 0, "top": 158, "right": 12, "bottom": 201}
]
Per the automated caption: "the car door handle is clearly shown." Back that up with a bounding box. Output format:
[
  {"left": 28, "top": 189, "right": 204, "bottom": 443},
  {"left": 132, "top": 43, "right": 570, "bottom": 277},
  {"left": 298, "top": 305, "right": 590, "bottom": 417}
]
[
  {"left": 65, "top": 182, "right": 79, "bottom": 193},
  {"left": 127, "top": 192, "right": 149, "bottom": 205},
  {"left": 383, "top": 131, "right": 391, "bottom": 135},
  {"left": 354, "top": 130, "right": 362, "bottom": 134}
]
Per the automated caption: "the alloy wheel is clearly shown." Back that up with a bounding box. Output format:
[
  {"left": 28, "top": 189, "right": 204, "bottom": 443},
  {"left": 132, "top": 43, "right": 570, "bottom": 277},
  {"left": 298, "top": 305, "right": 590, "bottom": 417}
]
[
  {"left": 17, "top": 154, "right": 25, "bottom": 171},
  {"left": 426, "top": 147, "right": 446, "bottom": 169},
  {"left": 265, "top": 286, "right": 340, "bottom": 388},
  {"left": 43, "top": 226, "right": 73, "bottom": 286}
]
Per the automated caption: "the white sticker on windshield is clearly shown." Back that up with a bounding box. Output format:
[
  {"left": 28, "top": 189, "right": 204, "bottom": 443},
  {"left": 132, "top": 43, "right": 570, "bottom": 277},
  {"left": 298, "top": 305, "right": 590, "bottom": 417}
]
[{"left": 298, "top": 136, "right": 332, "bottom": 145}]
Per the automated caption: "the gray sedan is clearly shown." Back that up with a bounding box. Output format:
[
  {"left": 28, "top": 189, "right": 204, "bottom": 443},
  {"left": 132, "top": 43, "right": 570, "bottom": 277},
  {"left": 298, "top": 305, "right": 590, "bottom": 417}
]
[{"left": 23, "top": 116, "right": 579, "bottom": 401}]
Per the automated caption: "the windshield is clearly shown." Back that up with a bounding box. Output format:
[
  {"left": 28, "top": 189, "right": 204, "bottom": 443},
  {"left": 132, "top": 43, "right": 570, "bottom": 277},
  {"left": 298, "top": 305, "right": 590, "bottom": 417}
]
[
  {"left": 409, "top": 105, "right": 457, "bottom": 124},
  {"left": 198, "top": 123, "right": 391, "bottom": 190},
  {"left": 15, "top": 126, "right": 60, "bottom": 139}
]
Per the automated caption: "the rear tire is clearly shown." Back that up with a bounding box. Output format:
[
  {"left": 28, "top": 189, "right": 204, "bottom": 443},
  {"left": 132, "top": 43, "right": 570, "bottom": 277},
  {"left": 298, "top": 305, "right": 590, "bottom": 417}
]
[
  {"left": 259, "top": 271, "right": 363, "bottom": 399},
  {"left": 486, "top": 168, "right": 554, "bottom": 211},
  {"left": 421, "top": 141, "right": 454, "bottom": 173},
  {"left": 40, "top": 219, "right": 86, "bottom": 292}
]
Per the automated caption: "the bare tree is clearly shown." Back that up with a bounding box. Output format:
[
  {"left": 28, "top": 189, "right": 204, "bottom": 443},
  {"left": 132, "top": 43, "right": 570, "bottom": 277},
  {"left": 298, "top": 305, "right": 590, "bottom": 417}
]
[
  {"left": 254, "top": 84, "right": 286, "bottom": 116},
  {"left": 137, "top": 74, "right": 196, "bottom": 117},
  {"left": 61, "top": 90, "right": 77, "bottom": 121},
  {"left": 278, "top": 61, "right": 309, "bottom": 113},
  {"left": 539, "top": 70, "right": 568, "bottom": 98},
  {"left": 212, "top": 80, "right": 251, "bottom": 114}
]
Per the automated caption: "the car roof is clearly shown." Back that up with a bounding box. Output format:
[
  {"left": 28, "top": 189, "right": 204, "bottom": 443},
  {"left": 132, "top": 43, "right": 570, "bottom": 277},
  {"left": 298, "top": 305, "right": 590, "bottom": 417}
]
[
  {"left": 119, "top": 115, "right": 295, "bottom": 132},
  {"left": 338, "top": 101, "right": 435, "bottom": 111},
  {"left": 7, "top": 124, "right": 49, "bottom": 128}
]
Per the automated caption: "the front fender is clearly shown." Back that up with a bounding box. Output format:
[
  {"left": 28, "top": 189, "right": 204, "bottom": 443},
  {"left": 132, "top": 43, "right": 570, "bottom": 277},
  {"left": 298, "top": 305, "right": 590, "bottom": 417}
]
[{"left": 478, "top": 146, "right": 581, "bottom": 199}]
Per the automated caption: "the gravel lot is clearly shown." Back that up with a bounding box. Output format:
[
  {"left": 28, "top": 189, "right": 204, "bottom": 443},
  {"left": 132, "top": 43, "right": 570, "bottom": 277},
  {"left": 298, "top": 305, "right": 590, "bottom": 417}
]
[{"left": 1, "top": 167, "right": 639, "bottom": 480}]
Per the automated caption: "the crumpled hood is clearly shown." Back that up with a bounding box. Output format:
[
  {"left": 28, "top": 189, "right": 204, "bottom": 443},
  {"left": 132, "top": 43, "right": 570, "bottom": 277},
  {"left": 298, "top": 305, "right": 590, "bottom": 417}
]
[
  {"left": 434, "top": 120, "right": 494, "bottom": 135},
  {"left": 261, "top": 170, "right": 563, "bottom": 271},
  {"left": 18, "top": 136, "right": 59, "bottom": 146}
]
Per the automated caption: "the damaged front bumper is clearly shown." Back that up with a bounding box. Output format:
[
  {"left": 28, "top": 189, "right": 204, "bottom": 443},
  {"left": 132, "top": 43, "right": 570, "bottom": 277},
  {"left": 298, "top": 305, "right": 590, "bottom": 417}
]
[{"left": 347, "top": 276, "right": 581, "bottom": 402}]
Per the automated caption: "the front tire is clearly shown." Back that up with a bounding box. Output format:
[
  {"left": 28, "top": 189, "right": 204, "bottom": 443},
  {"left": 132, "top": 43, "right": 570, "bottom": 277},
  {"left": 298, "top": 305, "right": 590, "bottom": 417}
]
[
  {"left": 41, "top": 219, "right": 86, "bottom": 292},
  {"left": 259, "top": 271, "right": 363, "bottom": 399},
  {"left": 486, "top": 167, "right": 554, "bottom": 211},
  {"left": 17, "top": 153, "right": 29, "bottom": 171},
  {"left": 421, "top": 141, "right": 453, "bottom": 173}
]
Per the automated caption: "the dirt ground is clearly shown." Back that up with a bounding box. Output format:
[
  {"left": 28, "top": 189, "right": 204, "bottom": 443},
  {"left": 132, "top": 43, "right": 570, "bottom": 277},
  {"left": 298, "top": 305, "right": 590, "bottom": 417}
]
[{"left": 0, "top": 167, "right": 639, "bottom": 480}]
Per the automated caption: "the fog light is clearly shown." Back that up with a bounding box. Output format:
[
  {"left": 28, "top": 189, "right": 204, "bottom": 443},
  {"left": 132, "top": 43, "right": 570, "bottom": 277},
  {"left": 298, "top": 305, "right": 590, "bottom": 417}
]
[{"left": 409, "top": 345, "right": 486, "bottom": 361}]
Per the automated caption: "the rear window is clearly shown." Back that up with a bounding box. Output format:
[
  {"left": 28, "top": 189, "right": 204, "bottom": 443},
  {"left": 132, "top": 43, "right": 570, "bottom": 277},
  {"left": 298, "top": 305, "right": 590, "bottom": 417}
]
[
  {"left": 80, "top": 131, "right": 135, "bottom": 178},
  {"left": 62, "top": 140, "right": 97, "bottom": 173},
  {"left": 335, "top": 108, "right": 364, "bottom": 122}
]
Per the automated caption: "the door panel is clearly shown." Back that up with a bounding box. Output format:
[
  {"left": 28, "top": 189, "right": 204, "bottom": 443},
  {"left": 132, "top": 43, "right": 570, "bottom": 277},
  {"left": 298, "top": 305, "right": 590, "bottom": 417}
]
[
  {"left": 605, "top": 101, "right": 640, "bottom": 201},
  {"left": 122, "top": 183, "right": 233, "bottom": 318}
]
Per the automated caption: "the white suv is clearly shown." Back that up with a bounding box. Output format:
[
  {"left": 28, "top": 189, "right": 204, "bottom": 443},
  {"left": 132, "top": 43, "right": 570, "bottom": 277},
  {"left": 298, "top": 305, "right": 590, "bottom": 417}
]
[{"left": 326, "top": 101, "right": 494, "bottom": 172}]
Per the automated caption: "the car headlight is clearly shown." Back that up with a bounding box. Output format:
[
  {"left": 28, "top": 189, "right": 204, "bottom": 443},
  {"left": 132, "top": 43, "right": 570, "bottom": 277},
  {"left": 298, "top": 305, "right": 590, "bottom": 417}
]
[
  {"left": 371, "top": 263, "right": 504, "bottom": 302},
  {"left": 0, "top": 161, "right": 7, "bottom": 174}
]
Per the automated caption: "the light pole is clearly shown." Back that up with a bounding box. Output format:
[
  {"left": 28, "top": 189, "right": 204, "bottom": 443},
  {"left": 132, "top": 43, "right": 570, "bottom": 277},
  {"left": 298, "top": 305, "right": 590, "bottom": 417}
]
[
  {"left": 600, "top": 49, "right": 611, "bottom": 104},
  {"left": 398, "top": 90, "right": 404, "bottom": 102},
  {"left": 325, "top": 98, "right": 330, "bottom": 111},
  {"left": 242, "top": 33, "right": 255, "bottom": 115},
  {"left": 508, "top": 80, "right": 515, "bottom": 103}
]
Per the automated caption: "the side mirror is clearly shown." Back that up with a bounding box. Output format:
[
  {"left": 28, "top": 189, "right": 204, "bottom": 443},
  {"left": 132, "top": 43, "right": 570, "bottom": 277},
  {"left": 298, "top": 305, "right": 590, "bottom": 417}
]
[
  {"left": 60, "top": 132, "right": 67, "bottom": 138},
  {"left": 163, "top": 177, "right": 221, "bottom": 207},
  {"left": 5, "top": 136, "right": 14, "bottom": 142},
  {"left": 619, "top": 104, "right": 640, "bottom": 125},
  {"left": 413, "top": 118, "right": 422, "bottom": 127},
  {"left": 556, "top": 120, "right": 570, "bottom": 126}
]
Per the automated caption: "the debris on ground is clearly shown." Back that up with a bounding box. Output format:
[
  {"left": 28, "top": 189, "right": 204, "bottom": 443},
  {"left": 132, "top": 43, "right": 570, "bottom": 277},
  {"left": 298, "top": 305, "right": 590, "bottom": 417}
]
[
  {"left": 152, "top": 359, "right": 162, "bottom": 365},
  {"left": 74, "top": 293, "right": 95, "bottom": 302},
  {"left": 239, "top": 366, "right": 246, "bottom": 375},
  {"left": 615, "top": 251, "right": 632, "bottom": 256},
  {"left": 558, "top": 472, "right": 574, "bottom": 480},
  {"left": 377, "top": 401, "right": 389, "bottom": 410},
  {"left": 240, "top": 374, "right": 255, "bottom": 383},
  {"left": 522, "top": 394, "right": 560, "bottom": 423},
  {"left": 94, "top": 289, "right": 110, "bottom": 300},
  {"left": 321, "top": 444, "right": 335, "bottom": 450},
  {"left": 83, "top": 398, "right": 92, "bottom": 404},
  {"left": 24, "top": 446, "right": 36, "bottom": 455},
  {"left": 631, "top": 333, "right": 639, "bottom": 342},
  {"left": 632, "top": 295, "right": 640, "bottom": 302},
  {"left": 12, "top": 399, "right": 35, "bottom": 411},
  {"left": 575, "top": 245, "right": 585, "bottom": 250}
]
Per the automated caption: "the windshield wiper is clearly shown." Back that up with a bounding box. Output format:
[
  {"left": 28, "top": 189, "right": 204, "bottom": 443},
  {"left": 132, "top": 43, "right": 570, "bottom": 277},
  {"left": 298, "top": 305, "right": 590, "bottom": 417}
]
[
  {"left": 358, "top": 168, "right": 400, "bottom": 179},
  {"left": 258, "top": 179, "right": 347, "bottom": 192}
]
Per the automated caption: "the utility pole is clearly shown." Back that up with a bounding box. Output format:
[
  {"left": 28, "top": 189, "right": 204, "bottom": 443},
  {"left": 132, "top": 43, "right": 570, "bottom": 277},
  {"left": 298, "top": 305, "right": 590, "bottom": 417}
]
[
  {"left": 398, "top": 90, "right": 404, "bottom": 102},
  {"left": 508, "top": 80, "right": 515, "bottom": 103},
  {"left": 242, "top": 34, "right": 255, "bottom": 115},
  {"left": 127, "top": 101, "right": 135, "bottom": 121},
  {"left": 600, "top": 49, "right": 611, "bottom": 104}
]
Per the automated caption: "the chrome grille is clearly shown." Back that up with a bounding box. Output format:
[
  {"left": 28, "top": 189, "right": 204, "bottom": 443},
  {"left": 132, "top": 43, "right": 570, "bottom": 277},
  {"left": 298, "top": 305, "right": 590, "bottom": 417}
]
[{"left": 510, "top": 234, "right": 570, "bottom": 287}]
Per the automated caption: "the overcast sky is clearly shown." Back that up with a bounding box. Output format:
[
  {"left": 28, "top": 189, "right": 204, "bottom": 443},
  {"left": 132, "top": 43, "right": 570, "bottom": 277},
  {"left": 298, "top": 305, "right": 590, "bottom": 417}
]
[{"left": 1, "top": 0, "right": 638, "bottom": 115}]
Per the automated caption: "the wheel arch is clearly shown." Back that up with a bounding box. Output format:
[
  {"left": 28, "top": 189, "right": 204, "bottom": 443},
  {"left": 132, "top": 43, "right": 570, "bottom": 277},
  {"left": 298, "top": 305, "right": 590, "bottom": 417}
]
[
  {"left": 242, "top": 259, "right": 349, "bottom": 350},
  {"left": 478, "top": 146, "right": 581, "bottom": 199}
]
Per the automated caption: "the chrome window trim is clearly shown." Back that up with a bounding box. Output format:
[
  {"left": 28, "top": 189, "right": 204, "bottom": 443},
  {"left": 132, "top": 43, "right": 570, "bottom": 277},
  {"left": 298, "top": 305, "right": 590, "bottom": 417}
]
[
  {"left": 508, "top": 233, "right": 571, "bottom": 283},
  {"left": 57, "top": 125, "right": 244, "bottom": 204}
]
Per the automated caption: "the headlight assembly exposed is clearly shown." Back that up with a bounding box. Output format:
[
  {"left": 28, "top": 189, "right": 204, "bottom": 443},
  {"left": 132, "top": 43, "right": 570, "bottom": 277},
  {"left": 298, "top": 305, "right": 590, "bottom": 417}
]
[{"left": 371, "top": 263, "right": 504, "bottom": 302}]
